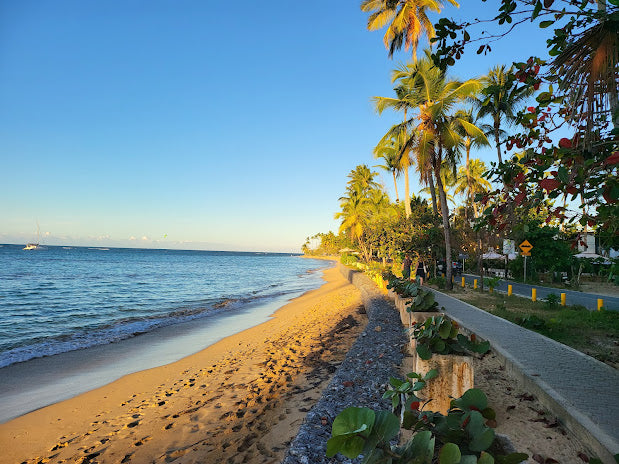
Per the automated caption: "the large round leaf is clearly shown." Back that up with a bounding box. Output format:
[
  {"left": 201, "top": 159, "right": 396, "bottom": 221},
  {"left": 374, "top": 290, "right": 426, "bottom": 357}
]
[
  {"left": 331, "top": 407, "right": 375, "bottom": 437},
  {"left": 439, "top": 443, "right": 462, "bottom": 464}
]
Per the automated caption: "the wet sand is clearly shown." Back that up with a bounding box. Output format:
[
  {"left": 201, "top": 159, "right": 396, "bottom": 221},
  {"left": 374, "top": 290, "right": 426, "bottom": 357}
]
[{"left": 0, "top": 266, "right": 366, "bottom": 464}]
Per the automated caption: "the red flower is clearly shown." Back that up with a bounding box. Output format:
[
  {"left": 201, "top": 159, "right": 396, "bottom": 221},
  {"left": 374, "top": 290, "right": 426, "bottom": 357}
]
[
  {"left": 558, "top": 138, "right": 572, "bottom": 149},
  {"left": 411, "top": 401, "right": 420, "bottom": 411},
  {"left": 527, "top": 107, "right": 535, "bottom": 113}
]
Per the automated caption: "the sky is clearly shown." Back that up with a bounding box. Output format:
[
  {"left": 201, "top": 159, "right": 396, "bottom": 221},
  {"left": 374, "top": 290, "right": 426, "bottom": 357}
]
[{"left": 0, "top": 1, "right": 556, "bottom": 252}]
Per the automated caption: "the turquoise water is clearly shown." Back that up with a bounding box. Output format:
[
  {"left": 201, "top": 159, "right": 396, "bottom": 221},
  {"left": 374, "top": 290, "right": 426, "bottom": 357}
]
[{"left": 0, "top": 245, "right": 330, "bottom": 368}]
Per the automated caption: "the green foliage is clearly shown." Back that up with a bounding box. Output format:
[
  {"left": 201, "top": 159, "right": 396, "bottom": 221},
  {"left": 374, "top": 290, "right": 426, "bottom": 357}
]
[
  {"left": 428, "top": 276, "right": 447, "bottom": 289},
  {"left": 326, "top": 407, "right": 375, "bottom": 458},
  {"left": 328, "top": 387, "right": 528, "bottom": 464},
  {"left": 516, "top": 314, "right": 548, "bottom": 330},
  {"left": 341, "top": 253, "right": 359, "bottom": 266},
  {"left": 411, "top": 316, "right": 490, "bottom": 360},
  {"left": 544, "top": 293, "right": 560, "bottom": 309},
  {"left": 483, "top": 276, "right": 501, "bottom": 291},
  {"left": 387, "top": 275, "right": 440, "bottom": 312},
  {"left": 383, "top": 369, "right": 438, "bottom": 413},
  {"left": 302, "top": 231, "right": 351, "bottom": 256}
]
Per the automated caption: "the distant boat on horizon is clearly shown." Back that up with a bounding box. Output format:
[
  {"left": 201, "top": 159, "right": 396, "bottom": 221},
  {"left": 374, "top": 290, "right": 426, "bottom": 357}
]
[{"left": 23, "top": 222, "right": 42, "bottom": 250}]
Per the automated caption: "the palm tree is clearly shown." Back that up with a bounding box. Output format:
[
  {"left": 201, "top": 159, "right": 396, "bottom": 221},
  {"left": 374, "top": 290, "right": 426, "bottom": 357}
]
[
  {"left": 360, "top": 0, "right": 458, "bottom": 58},
  {"left": 373, "top": 134, "right": 403, "bottom": 202},
  {"left": 548, "top": 1, "right": 619, "bottom": 138},
  {"left": 346, "top": 164, "right": 380, "bottom": 195},
  {"left": 453, "top": 108, "right": 490, "bottom": 216},
  {"left": 373, "top": 63, "right": 427, "bottom": 218},
  {"left": 405, "top": 56, "right": 485, "bottom": 289},
  {"left": 476, "top": 65, "right": 534, "bottom": 164},
  {"left": 336, "top": 165, "right": 387, "bottom": 261},
  {"left": 454, "top": 158, "right": 491, "bottom": 217}
]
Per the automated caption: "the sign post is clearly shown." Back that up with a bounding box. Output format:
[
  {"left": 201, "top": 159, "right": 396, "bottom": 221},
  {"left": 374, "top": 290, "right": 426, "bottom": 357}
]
[{"left": 519, "top": 240, "right": 533, "bottom": 282}]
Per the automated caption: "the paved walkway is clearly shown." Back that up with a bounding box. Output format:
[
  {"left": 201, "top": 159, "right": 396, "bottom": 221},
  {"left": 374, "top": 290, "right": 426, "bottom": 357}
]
[
  {"left": 429, "top": 288, "right": 619, "bottom": 463},
  {"left": 460, "top": 274, "right": 619, "bottom": 311}
]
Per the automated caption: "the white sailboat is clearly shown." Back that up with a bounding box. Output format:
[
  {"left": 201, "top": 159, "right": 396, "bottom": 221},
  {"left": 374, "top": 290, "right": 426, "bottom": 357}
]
[{"left": 23, "top": 223, "right": 41, "bottom": 250}]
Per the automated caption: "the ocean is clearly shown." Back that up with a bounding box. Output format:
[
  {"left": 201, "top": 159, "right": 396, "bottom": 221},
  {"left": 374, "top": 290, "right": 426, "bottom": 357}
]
[{"left": 0, "top": 245, "right": 332, "bottom": 369}]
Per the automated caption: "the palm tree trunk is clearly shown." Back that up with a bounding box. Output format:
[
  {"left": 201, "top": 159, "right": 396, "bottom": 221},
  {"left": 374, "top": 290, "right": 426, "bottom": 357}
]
[
  {"left": 428, "top": 172, "right": 438, "bottom": 218},
  {"left": 392, "top": 170, "right": 400, "bottom": 202},
  {"left": 403, "top": 109, "right": 411, "bottom": 218},
  {"left": 494, "top": 116, "right": 502, "bottom": 164},
  {"left": 404, "top": 166, "right": 411, "bottom": 217},
  {"left": 466, "top": 143, "right": 474, "bottom": 219},
  {"left": 433, "top": 154, "right": 453, "bottom": 291}
]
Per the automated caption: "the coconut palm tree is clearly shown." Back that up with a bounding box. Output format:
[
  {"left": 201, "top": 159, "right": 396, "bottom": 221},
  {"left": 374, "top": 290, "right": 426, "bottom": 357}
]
[
  {"left": 404, "top": 56, "right": 485, "bottom": 289},
  {"left": 336, "top": 166, "right": 387, "bottom": 261},
  {"left": 346, "top": 164, "right": 380, "bottom": 195},
  {"left": 454, "top": 158, "right": 491, "bottom": 217},
  {"left": 476, "top": 65, "right": 534, "bottom": 165},
  {"left": 373, "top": 63, "right": 430, "bottom": 218},
  {"left": 360, "top": 0, "right": 458, "bottom": 59},
  {"left": 453, "top": 108, "right": 490, "bottom": 215},
  {"left": 548, "top": 1, "right": 619, "bottom": 138},
  {"left": 373, "top": 134, "right": 403, "bottom": 202}
]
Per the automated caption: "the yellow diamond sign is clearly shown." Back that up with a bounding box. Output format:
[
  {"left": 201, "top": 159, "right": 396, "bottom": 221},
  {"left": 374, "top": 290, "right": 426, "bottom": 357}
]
[{"left": 519, "top": 240, "right": 533, "bottom": 255}]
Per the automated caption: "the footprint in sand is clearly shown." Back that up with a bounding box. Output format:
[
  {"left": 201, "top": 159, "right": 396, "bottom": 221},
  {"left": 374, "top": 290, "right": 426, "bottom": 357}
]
[{"left": 134, "top": 436, "right": 151, "bottom": 447}]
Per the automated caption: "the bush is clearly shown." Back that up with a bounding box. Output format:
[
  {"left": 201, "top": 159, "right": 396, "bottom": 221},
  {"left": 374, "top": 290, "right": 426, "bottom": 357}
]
[
  {"left": 545, "top": 293, "right": 560, "bottom": 309},
  {"left": 427, "top": 276, "right": 446, "bottom": 289},
  {"left": 341, "top": 253, "right": 358, "bottom": 266}
]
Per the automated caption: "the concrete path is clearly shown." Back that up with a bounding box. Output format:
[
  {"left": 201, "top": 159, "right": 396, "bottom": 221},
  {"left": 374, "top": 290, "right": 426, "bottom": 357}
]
[
  {"left": 429, "top": 288, "right": 619, "bottom": 464},
  {"left": 460, "top": 274, "right": 619, "bottom": 311}
]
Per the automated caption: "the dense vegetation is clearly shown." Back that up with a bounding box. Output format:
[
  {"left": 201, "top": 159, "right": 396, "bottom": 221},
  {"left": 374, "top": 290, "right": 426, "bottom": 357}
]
[{"left": 305, "top": 0, "right": 618, "bottom": 290}]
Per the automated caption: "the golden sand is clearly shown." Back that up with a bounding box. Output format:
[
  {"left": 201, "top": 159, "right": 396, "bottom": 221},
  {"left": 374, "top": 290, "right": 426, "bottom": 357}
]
[{"left": 0, "top": 266, "right": 366, "bottom": 464}]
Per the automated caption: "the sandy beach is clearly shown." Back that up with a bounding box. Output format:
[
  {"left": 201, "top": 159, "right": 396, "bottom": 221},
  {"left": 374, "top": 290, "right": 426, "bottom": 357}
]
[{"left": 0, "top": 266, "right": 366, "bottom": 464}]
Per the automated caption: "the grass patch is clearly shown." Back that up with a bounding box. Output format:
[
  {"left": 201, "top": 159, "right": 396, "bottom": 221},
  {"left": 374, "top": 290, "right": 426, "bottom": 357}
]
[{"left": 440, "top": 286, "right": 619, "bottom": 368}]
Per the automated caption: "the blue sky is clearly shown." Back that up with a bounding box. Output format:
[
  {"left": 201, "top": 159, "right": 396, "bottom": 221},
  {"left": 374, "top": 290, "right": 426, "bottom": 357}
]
[{"left": 0, "top": 1, "right": 553, "bottom": 252}]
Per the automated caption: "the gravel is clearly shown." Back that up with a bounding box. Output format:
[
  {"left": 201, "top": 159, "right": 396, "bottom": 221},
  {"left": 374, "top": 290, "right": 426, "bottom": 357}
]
[{"left": 282, "top": 264, "right": 407, "bottom": 463}]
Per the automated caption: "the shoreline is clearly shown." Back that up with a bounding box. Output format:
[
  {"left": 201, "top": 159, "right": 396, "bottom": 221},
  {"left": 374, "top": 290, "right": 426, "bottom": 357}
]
[
  {"left": 0, "top": 259, "right": 333, "bottom": 423},
  {"left": 0, "top": 265, "right": 366, "bottom": 463}
]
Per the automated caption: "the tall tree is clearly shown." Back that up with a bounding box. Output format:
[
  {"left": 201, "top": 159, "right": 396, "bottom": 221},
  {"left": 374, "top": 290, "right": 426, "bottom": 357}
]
[
  {"left": 454, "top": 158, "right": 491, "bottom": 217},
  {"left": 476, "top": 65, "right": 534, "bottom": 165},
  {"left": 405, "top": 55, "right": 485, "bottom": 289},
  {"left": 373, "top": 133, "right": 404, "bottom": 202},
  {"left": 335, "top": 165, "right": 387, "bottom": 262},
  {"left": 360, "top": 0, "right": 458, "bottom": 58}
]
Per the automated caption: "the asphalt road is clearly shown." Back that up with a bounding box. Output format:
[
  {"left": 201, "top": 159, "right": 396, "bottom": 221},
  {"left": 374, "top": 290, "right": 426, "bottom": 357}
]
[{"left": 459, "top": 273, "right": 619, "bottom": 311}]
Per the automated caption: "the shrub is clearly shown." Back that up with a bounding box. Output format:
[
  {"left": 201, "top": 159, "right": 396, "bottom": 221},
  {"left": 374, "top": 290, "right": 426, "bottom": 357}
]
[
  {"left": 327, "top": 385, "right": 528, "bottom": 464},
  {"left": 428, "top": 276, "right": 446, "bottom": 289},
  {"left": 411, "top": 316, "right": 490, "bottom": 360},
  {"left": 544, "top": 293, "right": 560, "bottom": 309}
]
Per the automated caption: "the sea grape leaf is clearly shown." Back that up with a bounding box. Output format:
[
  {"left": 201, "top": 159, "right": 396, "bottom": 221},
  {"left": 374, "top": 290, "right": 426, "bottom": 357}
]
[
  {"left": 371, "top": 410, "right": 401, "bottom": 443},
  {"left": 331, "top": 407, "right": 374, "bottom": 437},
  {"left": 461, "top": 455, "right": 478, "bottom": 464},
  {"left": 478, "top": 451, "right": 495, "bottom": 464},
  {"left": 398, "top": 430, "right": 435, "bottom": 464},
  {"left": 495, "top": 453, "right": 529, "bottom": 464},
  {"left": 417, "top": 344, "right": 432, "bottom": 360},
  {"left": 469, "top": 428, "right": 495, "bottom": 452},
  {"left": 326, "top": 434, "right": 366, "bottom": 458},
  {"left": 457, "top": 389, "right": 488, "bottom": 411},
  {"left": 439, "top": 319, "right": 453, "bottom": 339},
  {"left": 482, "top": 407, "right": 496, "bottom": 420},
  {"left": 439, "top": 443, "right": 462, "bottom": 464}
]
